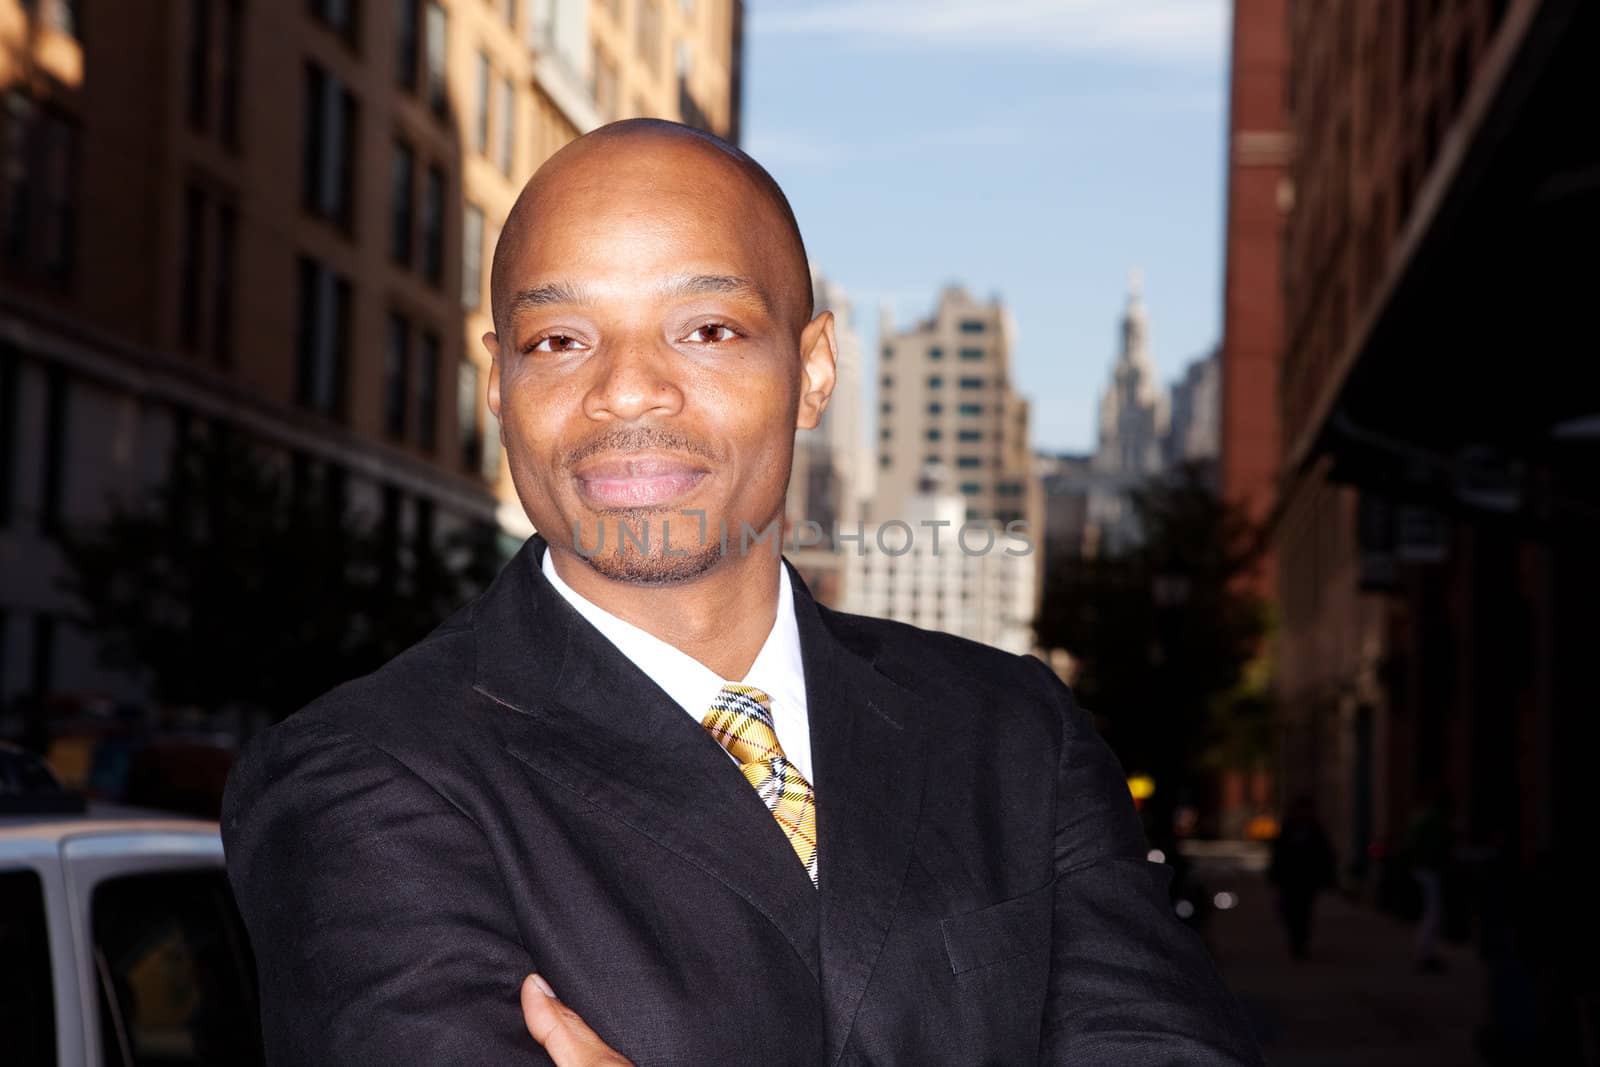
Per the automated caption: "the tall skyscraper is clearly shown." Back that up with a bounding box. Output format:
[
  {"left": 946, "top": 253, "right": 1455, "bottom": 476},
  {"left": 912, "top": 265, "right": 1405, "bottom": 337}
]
[
  {"left": 0, "top": 0, "right": 744, "bottom": 704},
  {"left": 872, "top": 285, "right": 1036, "bottom": 533},
  {"left": 1086, "top": 272, "right": 1169, "bottom": 555}
]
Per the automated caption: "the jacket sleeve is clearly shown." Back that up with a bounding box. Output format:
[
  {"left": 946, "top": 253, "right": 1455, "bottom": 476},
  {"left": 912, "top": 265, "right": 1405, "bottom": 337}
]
[
  {"left": 1019, "top": 657, "right": 1266, "bottom": 1066},
  {"left": 222, "top": 714, "right": 553, "bottom": 1067}
]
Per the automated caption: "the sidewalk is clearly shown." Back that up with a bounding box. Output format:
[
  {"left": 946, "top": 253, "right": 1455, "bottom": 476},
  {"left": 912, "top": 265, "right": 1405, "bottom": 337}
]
[{"left": 1199, "top": 858, "right": 1486, "bottom": 1066}]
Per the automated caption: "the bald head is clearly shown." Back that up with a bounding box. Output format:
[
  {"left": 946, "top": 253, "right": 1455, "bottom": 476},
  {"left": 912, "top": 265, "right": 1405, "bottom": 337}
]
[{"left": 490, "top": 119, "right": 813, "bottom": 338}]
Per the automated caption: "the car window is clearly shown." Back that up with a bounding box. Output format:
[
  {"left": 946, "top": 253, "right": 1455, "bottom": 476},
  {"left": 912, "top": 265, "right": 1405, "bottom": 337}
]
[
  {"left": 92, "top": 869, "right": 262, "bottom": 1067},
  {"left": 0, "top": 868, "right": 57, "bottom": 1067}
]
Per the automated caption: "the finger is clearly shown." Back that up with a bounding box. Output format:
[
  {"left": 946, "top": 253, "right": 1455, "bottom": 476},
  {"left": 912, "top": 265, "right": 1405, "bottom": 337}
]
[{"left": 521, "top": 974, "right": 634, "bottom": 1067}]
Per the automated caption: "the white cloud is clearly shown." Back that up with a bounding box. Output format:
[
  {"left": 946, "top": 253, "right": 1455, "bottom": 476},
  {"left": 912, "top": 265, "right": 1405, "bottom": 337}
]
[{"left": 747, "top": 0, "right": 1228, "bottom": 61}]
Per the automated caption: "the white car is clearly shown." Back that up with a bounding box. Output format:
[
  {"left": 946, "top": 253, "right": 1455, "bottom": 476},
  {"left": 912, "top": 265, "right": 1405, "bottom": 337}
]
[{"left": 0, "top": 746, "right": 262, "bottom": 1067}]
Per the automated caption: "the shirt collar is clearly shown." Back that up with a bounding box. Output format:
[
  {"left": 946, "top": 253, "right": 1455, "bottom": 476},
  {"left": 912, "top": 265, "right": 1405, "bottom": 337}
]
[{"left": 540, "top": 550, "right": 807, "bottom": 720}]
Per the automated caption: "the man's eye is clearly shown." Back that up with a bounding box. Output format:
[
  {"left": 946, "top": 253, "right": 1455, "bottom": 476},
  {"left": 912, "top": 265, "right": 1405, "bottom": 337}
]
[
  {"left": 686, "top": 323, "right": 738, "bottom": 343},
  {"left": 529, "top": 334, "right": 585, "bottom": 353}
]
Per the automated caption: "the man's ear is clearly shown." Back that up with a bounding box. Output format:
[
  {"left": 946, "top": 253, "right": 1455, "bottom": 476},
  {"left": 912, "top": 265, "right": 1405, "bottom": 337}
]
[
  {"left": 796, "top": 311, "right": 837, "bottom": 431},
  {"left": 483, "top": 331, "right": 503, "bottom": 418}
]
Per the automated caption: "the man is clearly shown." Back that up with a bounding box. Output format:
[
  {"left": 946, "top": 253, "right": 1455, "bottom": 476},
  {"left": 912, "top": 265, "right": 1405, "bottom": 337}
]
[{"left": 223, "top": 119, "right": 1263, "bottom": 1066}]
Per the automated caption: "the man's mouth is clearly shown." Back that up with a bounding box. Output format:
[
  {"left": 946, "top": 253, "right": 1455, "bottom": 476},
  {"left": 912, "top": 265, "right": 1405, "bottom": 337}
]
[{"left": 571, "top": 454, "right": 711, "bottom": 509}]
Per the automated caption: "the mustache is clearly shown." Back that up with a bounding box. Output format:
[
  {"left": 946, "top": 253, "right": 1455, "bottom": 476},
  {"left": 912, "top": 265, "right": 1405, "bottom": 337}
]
[{"left": 562, "top": 426, "right": 720, "bottom": 469}]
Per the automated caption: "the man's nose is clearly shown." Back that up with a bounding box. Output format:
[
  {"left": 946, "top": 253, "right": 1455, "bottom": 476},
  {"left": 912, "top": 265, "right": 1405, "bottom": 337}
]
[{"left": 581, "top": 338, "right": 684, "bottom": 422}]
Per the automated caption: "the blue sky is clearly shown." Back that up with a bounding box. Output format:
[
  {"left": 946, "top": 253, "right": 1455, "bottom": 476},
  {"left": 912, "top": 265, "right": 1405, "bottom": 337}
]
[{"left": 741, "top": 0, "right": 1230, "bottom": 453}]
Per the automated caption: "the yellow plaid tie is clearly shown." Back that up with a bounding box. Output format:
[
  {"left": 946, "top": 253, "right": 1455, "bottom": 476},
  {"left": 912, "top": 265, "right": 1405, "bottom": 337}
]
[{"left": 701, "top": 684, "right": 818, "bottom": 887}]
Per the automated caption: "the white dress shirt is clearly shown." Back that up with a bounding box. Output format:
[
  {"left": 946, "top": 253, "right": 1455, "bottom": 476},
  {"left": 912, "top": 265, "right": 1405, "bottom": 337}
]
[{"left": 541, "top": 550, "right": 815, "bottom": 784}]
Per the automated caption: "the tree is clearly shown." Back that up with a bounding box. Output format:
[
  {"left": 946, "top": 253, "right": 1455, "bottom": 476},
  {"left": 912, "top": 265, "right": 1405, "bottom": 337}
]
[
  {"left": 1034, "top": 462, "right": 1269, "bottom": 829},
  {"left": 56, "top": 429, "right": 500, "bottom": 720}
]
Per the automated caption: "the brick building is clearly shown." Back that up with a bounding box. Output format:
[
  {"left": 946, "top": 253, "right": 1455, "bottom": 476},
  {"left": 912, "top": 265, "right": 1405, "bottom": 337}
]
[
  {"left": 1273, "top": 2, "right": 1600, "bottom": 1025},
  {"left": 0, "top": 0, "right": 743, "bottom": 706}
]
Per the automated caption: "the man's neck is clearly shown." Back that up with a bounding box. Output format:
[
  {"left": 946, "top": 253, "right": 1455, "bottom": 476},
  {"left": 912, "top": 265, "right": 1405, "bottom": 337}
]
[{"left": 546, "top": 545, "right": 782, "bottom": 680}]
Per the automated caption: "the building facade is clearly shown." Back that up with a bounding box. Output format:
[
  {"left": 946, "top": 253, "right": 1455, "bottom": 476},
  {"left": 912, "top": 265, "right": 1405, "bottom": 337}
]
[
  {"left": 0, "top": 0, "right": 743, "bottom": 706},
  {"left": 842, "top": 479, "right": 1035, "bottom": 656},
  {"left": 1085, "top": 274, "right": 1168, "bottom": 556},
  {"left": 872, "top": 285, "right": 1037, "bottom": 535},
  {"left": 1273, "top": 13, "right": 1600, "bottom": 1040},
  {"left": 1218, "top": 0, "right": 1289, "bottom": 598}
]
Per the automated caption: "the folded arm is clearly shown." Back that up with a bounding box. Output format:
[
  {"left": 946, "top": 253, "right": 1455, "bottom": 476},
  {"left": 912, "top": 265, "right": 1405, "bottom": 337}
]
[
  {"left": 222, "top": 715, "right": 551, "bottom": 1066},
  {"left": 1022, "top": 658, "right": 1265, "bottom": 1066}
]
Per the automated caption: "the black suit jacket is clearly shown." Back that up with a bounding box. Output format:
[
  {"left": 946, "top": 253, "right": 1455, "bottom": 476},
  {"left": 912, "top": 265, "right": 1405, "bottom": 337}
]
[{"left": 222, "top": 535, "right": 1263, "bottom": 1066}]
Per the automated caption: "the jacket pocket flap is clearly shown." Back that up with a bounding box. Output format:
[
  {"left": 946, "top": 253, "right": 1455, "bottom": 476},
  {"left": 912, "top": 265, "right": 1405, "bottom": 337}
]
[{"left": 939, "top": 879, "right": 1053, "bottom": 975}]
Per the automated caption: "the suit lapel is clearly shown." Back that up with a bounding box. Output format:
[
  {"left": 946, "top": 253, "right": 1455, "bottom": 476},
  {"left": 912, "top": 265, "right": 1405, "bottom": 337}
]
[
  {"left": 475, "top": 537, "right": 822, "bottom": 980},
  {"left": 792, "top": 569, "right": 930, "bottom": 1067}
]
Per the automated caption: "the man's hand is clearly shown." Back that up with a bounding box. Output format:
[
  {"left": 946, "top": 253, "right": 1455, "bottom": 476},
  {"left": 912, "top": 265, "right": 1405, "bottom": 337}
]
[{"left": 521, "top": 974, "right": 635, "bottom": 1067}]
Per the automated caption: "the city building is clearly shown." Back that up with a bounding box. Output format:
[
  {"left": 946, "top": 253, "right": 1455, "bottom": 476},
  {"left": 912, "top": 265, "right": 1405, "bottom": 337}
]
[
  {"left": 1218, "top": 0, "right": 1289, "bottom": 598},
  {"left": 783, "top": 267, "right": 863, "bottom": 607},
  {"left": 1273, "top": 0, "right": 1600, "bottom": 960},
  {"left": 1035, "top": 451, "right": 1093, "bottom": 565},
  {"left": 0, "top": 0, "right": 743, "bottom": 706},
  {"left": 1085, "top": 273, "right": 1168, "bottom": 556},
  {"left": 1164, "top": 350, "right": 1220, "bottom": 476},
  {"left": 842, "top": 469, "right": 1035, "bottom": 656},
  {"left": 872, "top": 285, "right": 1038, "bottom": 536}
]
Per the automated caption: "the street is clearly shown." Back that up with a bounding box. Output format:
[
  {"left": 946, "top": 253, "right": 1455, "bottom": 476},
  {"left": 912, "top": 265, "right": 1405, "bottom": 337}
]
[{"left": 1188, "top": 842, "right": 1487, "bottom": 1067}]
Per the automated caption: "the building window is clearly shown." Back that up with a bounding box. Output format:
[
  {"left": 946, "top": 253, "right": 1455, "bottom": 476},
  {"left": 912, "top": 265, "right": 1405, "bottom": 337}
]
[
  {"left": 302, "top": 63, "right": 357, "bottom": 230},
  {"left": 390, "top": 138, "right": 414, "bottom": 264},
  {"left": 880, "top": 374, "right": 893, "bottom": 388},
  {"left": 960, "top": 482, "right": 981, "bottom": 496},
  {"left": 591, "top": 45, "right": 620, "bottom": 121},
  {"left": 880, "top": 344, "right": 892, "bottom": 361},
  {"left": 497, "top": 76, "right": 515, "bottom": 175},
  {"left": 879, "top": 454, "right": 890, "bottom": 469},
  {"left": 959, "top": 403, "right": 982, "bottom": 416},
  {"left": 294, "top": 256, "right": 351, "bottom": 419},
  {"left": 24, "top": 0, "right": 81, "bottom": 37},
  {"left": 879, "top": 400, "right": 892, "bottom": 413},
  {"left": 458, "top": 361, "right": 483, "bottom": 471},
  {"left": 925, "top": 429, "right": 942, "bottom": 442},
  {"left": 309, "top": 0, "right": 359, "bottom": 44},
  {"left": 39, "top": 364, "right": 66, "bottom": 533},
  {"left": 384, "top": 312, "right": 410, "bottom": 439},
  {"left": 186, "top": 0, "right": 244, "bottom": 142},
  {"left": 958, "top": 429, "right": 981, "bottom": 442},
  {"left": 417, "top": 329, "right": 439, "bottom": 451},
  {"left": 0, "top": 344, "right": 18, "bottom": 526},
  {"left": 927, "top": 375, "right": 943, "bottom": 389},
  {"left": 958, "top": 347, "right": 984, "bottom": 361},
  {"left": 179, "top": 186, "right": 205, "bottom": 348},
  {"left": 959, "top": 319, "right": 986, "bottom": 333},
  {"left": 424, "top": 1, "right": 448, "bottom": 114},
  {"left": 636, "top": 0, "right": 662, "bottom": 72},
  {"left": 878, "top": 427, "right": 891, "bottom": 440},
  {"left": 928, "top": 346, "right": 943, "bottom": 360},
  {"left": 462, "top": 203, "right": 484, "bottom": 309},
  {"left": 474, "top": 51, "right": 491, "bottom": 155},
  {"left": 958, "top": 376, "right": 984, "bottom": 389},
  {"left": 420, "top": 163, "right": 444, "bottom": 283},
  {"left": 997, "top": 481, "right": 1023, "bottom": 497},
  {"left": 957, "top": 456, "right": 981, "bottom": 469},
  {"left": 397, "top": 0, "right": 419, "bottom": 88},
  {"left": 926, "top": 402, "right": 942, "bottom": 415},
  {"left": 2, "top": 92, "right": 77, "bottom": 284},
  {"left": 182, "top": 193, "right": 238, "bottom": 363}
]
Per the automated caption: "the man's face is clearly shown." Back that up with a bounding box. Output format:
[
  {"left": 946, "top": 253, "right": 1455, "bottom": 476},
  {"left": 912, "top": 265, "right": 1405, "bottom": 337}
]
[{"left": 485, "top": 137, "right": 834, "bottom": 584}]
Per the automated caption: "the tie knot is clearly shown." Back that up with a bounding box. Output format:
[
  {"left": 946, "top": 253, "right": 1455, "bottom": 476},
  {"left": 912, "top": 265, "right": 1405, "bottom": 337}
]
[{"left": 701, "top": 684, "right": 783, "bottom": 767}]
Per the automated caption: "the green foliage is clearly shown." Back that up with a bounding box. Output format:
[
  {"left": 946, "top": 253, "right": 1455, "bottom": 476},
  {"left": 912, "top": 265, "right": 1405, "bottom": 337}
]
[
  {"left": 55, "top": 430, "right": 500, "bottom": 719},
  {"left": 1034, "top": 462, "right": 1271, "bottom": 800}
]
